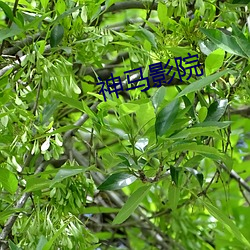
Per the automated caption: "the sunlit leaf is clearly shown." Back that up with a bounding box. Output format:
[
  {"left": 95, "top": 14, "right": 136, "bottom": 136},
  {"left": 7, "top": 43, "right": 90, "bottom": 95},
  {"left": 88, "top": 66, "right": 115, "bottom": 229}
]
[
  {"left": 205, "top": 48, "right": 225, "bottom": 75},
  {"left": 119, "top": 103, "right": 140, "bottom": 115},
  {"left": 198, "top": 106, "right": 208, "bottom": 122},
  {"left": 98, "top": 172, "right": 137, "bottom": 191},
  {"left": 157, "top": 2, "right": 168, "bottom": 24},
  {"left": 0, "top": 168, "right": 18, "bottom": 194}
]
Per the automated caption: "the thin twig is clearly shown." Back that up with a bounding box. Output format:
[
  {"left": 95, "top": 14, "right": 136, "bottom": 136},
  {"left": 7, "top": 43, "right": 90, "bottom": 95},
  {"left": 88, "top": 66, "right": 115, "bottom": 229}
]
[
  {"left": 239, "top": 184, "right": 250, "bottom": 206},
  {"left": 141, "top": 0, "right": 156, "bottom": 28}
]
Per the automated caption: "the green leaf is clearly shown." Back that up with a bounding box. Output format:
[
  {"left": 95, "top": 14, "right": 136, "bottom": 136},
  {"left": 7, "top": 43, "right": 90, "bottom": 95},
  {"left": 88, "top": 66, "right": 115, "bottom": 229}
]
[
  {"left": 36, "top": 236, "right": 48, "bottom": 250},
  {"left": 231, "top": 24, "right": 247, "bottom": 40},
  {"left": 0, "top": 168, "right": 18, "bottom": 194},
  {"left": 80, "top": 206, "right": 120, "bottom": 214},
  {"left": 183, "top": 155, "right": 204, "bottom": 168},
  {"left": 179, "top": 92, "right": 195, "bottom": 119},
  {"left": 40, "top": 0, "right": 49, "bottom": 9},
  {"left": 42, "top": 223, "right": 69, "bottom": 250},
  {"left": 25, "top": 12, "right": 52, "bottom": 30},
  {"left": 193, "top": 121, "right": 231, "bottom": 129},
  {"left": 51, "top": 166, "right": 86, "bottom": 186},
  {"left": 203, "top": 201, "right": 250, "bottom": 248},
  {"left": 170, "top": 126, "right": 220, "bottom": 139},
  {"left": 200, "top": 28, "right": 247, "bottom": 58},
  {"left": 205, "top": 48, "right": 225, "bottom": 75},
  {"left": 0, "top": 25, "right": 23, "bottom": 42},
  {"left": 185, "top": 167, "right": 204, "bottom": 187},
  {"left": 53, "top": 92, "right": 84, "bottom": 112},
  {"left": 170, "top": 143, "right": 229, "bottom": 165},
  {"left": 119, "top": 103, "right": 140, "bottom": 115},
  {"left": 170, "top": 166, "right": 180, "bottom": 186},
  {"left": 0, "top": 1, "right": 14, "bottom": 21},
  {"left": 138, "top": 27, "right": 157, "bottom": 48},
  {"left": 205, "top": 99, "right": 228, "bottom": 122},
  {"left": 81, "top": 100, "right": 97, "bottom": 119},
  {"left": 24, "top": 177, "right": 51, "bottom": 192},
  {"left": 155, "top": 98, "right": 179, "bottom": 137},
  {"left": 0, "top": 209, "right": 23, "bottom": 223},
  {"left": 198, "top": 106, "right": 208, "bottom": 122},
  {"left": 234, "top": 35, "right": 250, "bottom": 58},
  {"left": 168, "top": 182, "right": 180, "bottom": 210},
  {"left": 157, "top": 2, "right": 168, "bottom": 24},
  {"left": 9, "top": 241, "right": 21, "bottom": 250},
  {"left": 151, "top": 86, "right": 166, "bottom": 111},
  {"left": 176, "top": 70, "right": 230, "bottom": 98},
  {"left": 98, "top": 172, "right": 137, "bottom": 191},
  {"left": 54, "top": 5, "right": 83, "bottom": 24},
  {"left": 112, "top": 185, "right": 151, "bottom": 224},
  {"left": 50, "top": 24, "right": 64, "bottom": 47},
  {"left": 41, "top": 101, "right": 60, "bottom": 125},
  {"left": 105, "top": 0, "right": 116, "bottom": 9}
]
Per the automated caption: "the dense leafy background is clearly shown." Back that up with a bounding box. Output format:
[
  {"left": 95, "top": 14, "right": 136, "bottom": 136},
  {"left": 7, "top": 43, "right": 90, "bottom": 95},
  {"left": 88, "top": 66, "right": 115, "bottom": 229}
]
[{"left": 0, "top": 0, "right": 250, "bottom": 249}]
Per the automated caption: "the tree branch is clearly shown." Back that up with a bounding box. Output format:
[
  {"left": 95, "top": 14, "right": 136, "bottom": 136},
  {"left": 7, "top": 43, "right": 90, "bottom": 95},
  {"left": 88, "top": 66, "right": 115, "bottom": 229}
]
[
  {"left": 2, "top": 32, "right": 46, "bottom": 56},
  {"left": 0, "top": 45, "right": 50, "bottom": 78},
  {"left": 219, "top": 163, "right": 250, "bottom": 193}
]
